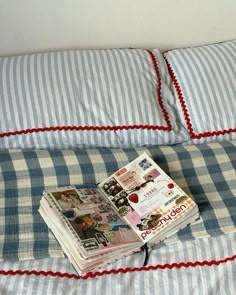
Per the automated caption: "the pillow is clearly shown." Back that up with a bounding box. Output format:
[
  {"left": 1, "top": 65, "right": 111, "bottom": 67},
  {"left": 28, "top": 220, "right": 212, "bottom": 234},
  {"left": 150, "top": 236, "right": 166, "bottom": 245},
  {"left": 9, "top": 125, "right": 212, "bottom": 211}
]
[
  {"left": 163, "top": 39, "right": 236, "bottom": 144},
  {"left": 0, "top": 48, "right": 189, "bottom": 149}
]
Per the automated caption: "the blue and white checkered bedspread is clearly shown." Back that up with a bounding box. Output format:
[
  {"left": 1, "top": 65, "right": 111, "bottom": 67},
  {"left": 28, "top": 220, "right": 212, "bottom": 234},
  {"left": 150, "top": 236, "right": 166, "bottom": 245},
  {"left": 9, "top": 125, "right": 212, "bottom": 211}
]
[{"left": 0, "top": 141, "right": 235, "bottom": 260}]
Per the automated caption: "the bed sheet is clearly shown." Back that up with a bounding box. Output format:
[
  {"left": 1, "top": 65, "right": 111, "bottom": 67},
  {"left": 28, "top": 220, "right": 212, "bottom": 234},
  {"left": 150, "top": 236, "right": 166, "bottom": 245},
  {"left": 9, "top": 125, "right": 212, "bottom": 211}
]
[{"left": 0, "top": 233, "right": 235, "bottom": 295}]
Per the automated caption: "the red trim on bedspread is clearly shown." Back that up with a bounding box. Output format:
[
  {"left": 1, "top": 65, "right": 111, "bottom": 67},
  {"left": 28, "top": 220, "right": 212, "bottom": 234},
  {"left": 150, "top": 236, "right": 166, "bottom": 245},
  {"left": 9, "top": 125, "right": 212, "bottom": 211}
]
[{"left": 1, "top": 254, "right": 235, "bottom": 280}]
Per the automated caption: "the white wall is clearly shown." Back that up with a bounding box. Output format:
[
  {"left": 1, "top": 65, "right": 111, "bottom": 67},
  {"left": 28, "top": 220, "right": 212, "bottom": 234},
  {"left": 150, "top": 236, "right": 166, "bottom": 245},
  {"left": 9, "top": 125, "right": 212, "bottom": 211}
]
[{"left": 0, "top": 0, "right": 236, "bottom": 56}]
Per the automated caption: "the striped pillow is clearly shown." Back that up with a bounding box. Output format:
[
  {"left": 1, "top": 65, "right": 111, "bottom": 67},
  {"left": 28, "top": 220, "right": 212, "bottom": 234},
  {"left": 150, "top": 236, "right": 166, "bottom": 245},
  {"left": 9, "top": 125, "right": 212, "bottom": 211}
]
[
  {"left": 0, "top": 49, "right": 188, "bottom": 149},
  {"left": 163, "top": 39, "right": 236, "bottom": 144}
]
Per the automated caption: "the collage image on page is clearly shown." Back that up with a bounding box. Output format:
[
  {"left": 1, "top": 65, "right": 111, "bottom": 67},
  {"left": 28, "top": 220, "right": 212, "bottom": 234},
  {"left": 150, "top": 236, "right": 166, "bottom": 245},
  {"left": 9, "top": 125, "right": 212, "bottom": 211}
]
[
  {"left": 49, "top": 187, "right": 140, "bottom": 253},
  {"left": 99, "top": 154, "right": 196, "bottom": 242}
]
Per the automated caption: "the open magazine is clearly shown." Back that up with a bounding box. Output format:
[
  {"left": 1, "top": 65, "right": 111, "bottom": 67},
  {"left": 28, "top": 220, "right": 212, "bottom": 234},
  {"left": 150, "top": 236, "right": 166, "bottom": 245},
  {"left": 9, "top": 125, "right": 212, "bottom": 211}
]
[{"left": 39, "top": 153, "right": 199, "bottom": 275}]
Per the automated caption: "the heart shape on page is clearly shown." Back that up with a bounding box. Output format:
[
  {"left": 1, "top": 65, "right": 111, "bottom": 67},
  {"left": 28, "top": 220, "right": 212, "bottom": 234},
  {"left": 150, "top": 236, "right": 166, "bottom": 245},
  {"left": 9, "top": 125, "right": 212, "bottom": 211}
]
[{"left": 128, "top": 193, "right": 139, "bottom": 203}]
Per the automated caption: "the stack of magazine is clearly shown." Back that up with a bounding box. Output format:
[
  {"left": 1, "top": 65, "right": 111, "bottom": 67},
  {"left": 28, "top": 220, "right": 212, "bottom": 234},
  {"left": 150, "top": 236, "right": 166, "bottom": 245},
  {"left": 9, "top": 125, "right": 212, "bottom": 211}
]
[{"left": 39, "top": 153, "right": 199, "bottom": 275}]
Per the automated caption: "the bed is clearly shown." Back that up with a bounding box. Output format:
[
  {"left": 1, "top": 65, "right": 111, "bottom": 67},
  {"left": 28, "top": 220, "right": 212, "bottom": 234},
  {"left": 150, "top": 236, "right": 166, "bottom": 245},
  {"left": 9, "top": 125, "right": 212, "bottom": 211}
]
[{"left": 0, "top": 39, "right": 236, "bottom": 294}]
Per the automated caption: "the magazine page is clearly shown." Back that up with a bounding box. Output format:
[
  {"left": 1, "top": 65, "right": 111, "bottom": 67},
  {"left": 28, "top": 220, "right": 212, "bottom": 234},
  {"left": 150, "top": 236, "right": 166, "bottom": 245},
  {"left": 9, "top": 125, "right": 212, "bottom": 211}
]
[
  {"left": 43, "top": 185, "right": 141, "bottom": 256},
  {"left": 99, "top": 153, "right": 198, "bottom": 243}
]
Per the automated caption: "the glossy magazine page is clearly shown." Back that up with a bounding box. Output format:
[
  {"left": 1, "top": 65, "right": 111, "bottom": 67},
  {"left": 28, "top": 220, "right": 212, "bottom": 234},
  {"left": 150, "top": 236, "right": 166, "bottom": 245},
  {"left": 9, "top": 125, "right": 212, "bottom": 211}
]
[
  {"left": 40, "top": 186, "right": 141, "bottom": 258},
  {"left": 99, "top": 153, "right": 199, "bottom": 243}
]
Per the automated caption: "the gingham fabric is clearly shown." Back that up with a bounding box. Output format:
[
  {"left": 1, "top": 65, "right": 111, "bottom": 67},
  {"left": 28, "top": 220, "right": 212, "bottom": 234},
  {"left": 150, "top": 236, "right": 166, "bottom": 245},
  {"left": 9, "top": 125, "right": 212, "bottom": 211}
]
[
  {"left": 0, "top": 48, "right": 189, "bottom": 149},
  {"left": 0, "top": 140, "right": 235, "bottom": 260},
  {"left": 163, "top": 39, "right": 236, "bottom": 143}
]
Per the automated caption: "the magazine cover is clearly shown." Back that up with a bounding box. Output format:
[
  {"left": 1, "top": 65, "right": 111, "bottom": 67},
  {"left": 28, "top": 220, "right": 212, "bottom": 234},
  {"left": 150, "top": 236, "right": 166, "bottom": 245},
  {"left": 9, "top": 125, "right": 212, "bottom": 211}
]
[
  {"left": 39, "top": 152, "right": 199, "bottom": 275},
  {"left": 99, "top": 153, "right": 198, "bottom": 243}
]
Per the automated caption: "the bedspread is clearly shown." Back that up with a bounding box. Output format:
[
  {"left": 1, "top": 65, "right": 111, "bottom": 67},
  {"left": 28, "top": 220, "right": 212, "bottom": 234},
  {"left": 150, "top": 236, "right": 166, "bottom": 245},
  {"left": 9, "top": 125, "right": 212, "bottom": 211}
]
[{"left": 0, "top": 141, "right": 235, "bottom": 261}]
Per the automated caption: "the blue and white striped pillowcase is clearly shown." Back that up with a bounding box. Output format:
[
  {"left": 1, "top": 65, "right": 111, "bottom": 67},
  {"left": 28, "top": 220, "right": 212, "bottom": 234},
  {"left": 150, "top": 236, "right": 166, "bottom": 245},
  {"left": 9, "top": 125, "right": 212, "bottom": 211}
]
[
  {"left": 0, "top": 49, "right": 189, "bottom": 149},
  {"left": 163, "top": 39, "right": 236, "bottom": 144}
]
